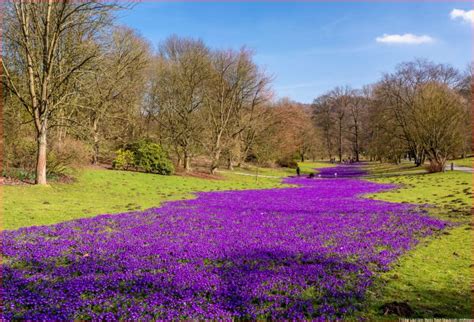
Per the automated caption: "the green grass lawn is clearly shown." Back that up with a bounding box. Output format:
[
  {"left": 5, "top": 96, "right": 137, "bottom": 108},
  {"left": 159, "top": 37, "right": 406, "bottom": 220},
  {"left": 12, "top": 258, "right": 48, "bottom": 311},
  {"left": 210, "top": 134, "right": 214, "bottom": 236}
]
[
  {"left": 363, "top": 225, "right": 471, "bottom": 319},
  {"left": 368, "top": 170, "right": 472, "bottom": 221},
  {"left": 3, "top": 168, "right": 291, "bottom": 230},
  {"left": 363, "top": 163, "right": 472, "bottom": 318},
  {"left": 361, "top": 161, "right": 428, "bottom": 179},
  {"left": 298, "top": 161, "right": 334, "bottom": 174},
  {"left": 451, "top": 156, "right": 473, "bottom": 168},
  {"left": 3, "top": 161, "right": 331, "bottom": 230}
]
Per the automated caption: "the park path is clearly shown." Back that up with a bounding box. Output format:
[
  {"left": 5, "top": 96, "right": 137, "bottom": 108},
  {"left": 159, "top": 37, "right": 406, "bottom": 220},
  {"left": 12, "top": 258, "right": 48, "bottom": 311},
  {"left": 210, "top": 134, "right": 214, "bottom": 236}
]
[
  {"left": 1, "top": 165, "right": 448, "bottom": 320},
  {"left": 446, "top": 165, "right": 473, "bottom": 173},
  {"left": 217, "top": 170, "right": 284, "bottom": 178}
]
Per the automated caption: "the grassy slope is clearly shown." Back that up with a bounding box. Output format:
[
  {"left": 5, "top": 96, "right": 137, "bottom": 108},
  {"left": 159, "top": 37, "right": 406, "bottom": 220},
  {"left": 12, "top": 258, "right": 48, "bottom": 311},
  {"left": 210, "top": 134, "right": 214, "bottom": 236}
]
[
  {"left": 452, "top": 156, "right": 473, "bottom": 168},
  {"left": 222, "top": 161, "right": 333, "bottom": 177},
  {"left": 3, "top": 162, "right": 331, "bottom": 230},
  {"left": 3, "top": 168, "right": 286, "bottom": 230},
  {"left": 363, "top": 164, "right": 472, "bottom": 318},
  {"left": 299, "top": 161, "right": 333, "bottom": 174}
]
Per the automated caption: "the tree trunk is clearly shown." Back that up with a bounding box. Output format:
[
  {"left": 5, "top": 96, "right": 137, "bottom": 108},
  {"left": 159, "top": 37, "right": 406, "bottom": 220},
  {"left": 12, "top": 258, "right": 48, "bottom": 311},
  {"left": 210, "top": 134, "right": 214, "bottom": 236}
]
[
  {"left": 92, "top": 138, "right": 99, "bottom": 165},
  {"left": 210, "top": 134, "right": 222, "bottom": 174},
  {"left": 227, "top": 155, "right": 234, "bottom": 170},
  {"left": 183, "top": 150, "right": 191, "bottom": 172},
  {"left": 210, "top": 150, "right": 220, "bottom": 174},
  {"left": 428, "top": 159, "right": 446, "bottom": 172},
  {"left": 338, "top": 119, "right": 343, "bottom": 162},
  {"left": 354, "top": 125, "right": 359, "bottom": 162},
  {"left": 325, "top": 131, "right": 332, "bottom": 160},
  {"left": 35, "top": 127, "right": 48, "bottom": 185},
  {"left": 413, "top": 147, "right": 423, "bottom": 167},
  {"left": 92, "top": 117, "right": 100, "bottom": 164},
  {"left": 175, "top": 145, "right": 182, "bottom": 168}
]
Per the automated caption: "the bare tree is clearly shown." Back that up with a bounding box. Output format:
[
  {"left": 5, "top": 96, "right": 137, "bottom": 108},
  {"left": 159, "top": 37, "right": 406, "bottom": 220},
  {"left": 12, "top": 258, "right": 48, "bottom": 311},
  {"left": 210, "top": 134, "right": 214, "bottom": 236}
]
[
  {"left": 375, "top": 59, "right": 464, "bottom": 166},
  {"left": 346, "top": 89, "right": 368, "bottom": 162},
  {"left": 312, "top": 94, "right": 335, "bottom": 160},
  {"left": 411, "top": 83, "right": 464, "bottom": 172},
  {"left": 80, "top": 26, "right": 150, "bottom": 164},
  {"left": 224, "top": 62, "right": 271, "bottom": 169},
  {"left": 2, "top": 0, "right": 119, "bottom": 184},
  {"left": 149, "top": 36, "right": 211, "bottom": 171},
  {"left": 203, "top": 48, "right": 266, "bottom": 174},
  {"left": 328, "top": 86, "right": 351, "bottom": 162},
  {"left": 237, "top": 104, "right": 277, "bottom": 166}
]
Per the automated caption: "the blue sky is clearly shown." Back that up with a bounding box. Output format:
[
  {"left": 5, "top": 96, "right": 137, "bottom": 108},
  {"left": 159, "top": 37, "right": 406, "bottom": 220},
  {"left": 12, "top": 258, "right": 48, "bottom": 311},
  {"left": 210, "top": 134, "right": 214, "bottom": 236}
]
[{"left": 118, "top": 2, "right": 472, "bottom": 103}]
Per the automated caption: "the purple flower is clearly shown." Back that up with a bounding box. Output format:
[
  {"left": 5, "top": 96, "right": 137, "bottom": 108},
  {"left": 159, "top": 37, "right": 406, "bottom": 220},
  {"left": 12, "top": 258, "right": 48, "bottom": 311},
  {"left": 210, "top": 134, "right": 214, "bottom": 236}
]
[{"left": 1, "top": 164, "right": 448, "bottom": 319}]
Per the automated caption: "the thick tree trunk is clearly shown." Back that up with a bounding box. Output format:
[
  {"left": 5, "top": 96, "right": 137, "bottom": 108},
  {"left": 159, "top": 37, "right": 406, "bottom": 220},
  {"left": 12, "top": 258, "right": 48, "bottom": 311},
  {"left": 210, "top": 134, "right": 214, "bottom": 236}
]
[
  {"left": 183, "top": 150, "right": 191, "bottom": 172},
  {"left": 427, "top": 150, "right": 447, "bottom": 173},
  {"left": 35, "top": 127, "right": 48, "bottom": 185},
  {"left": 428, "top": 159, "right": 446, "bottom": 172},
  {"left": 210, "top": 150, "right": 220, "bottom": 174}
]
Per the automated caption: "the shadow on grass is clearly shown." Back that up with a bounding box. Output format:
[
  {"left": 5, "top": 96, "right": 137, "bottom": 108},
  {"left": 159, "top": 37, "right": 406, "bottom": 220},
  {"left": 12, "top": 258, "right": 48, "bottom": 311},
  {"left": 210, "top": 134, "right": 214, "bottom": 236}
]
[
  {"left": 367, "top": 286, "right": 472, "bottom": 319},
  {"left": 2, "top": 247, "right": 370, "bottom": 319}
]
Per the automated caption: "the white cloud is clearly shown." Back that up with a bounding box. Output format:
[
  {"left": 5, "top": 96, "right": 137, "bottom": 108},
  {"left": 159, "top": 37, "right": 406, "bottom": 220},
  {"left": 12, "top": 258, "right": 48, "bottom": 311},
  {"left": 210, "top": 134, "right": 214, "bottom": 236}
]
[
  {"left": 376, "top": 33, "right": 434, "bottom": 45},
  {"left": 450, "top": 8, "right": 474, "bottom": 24}
]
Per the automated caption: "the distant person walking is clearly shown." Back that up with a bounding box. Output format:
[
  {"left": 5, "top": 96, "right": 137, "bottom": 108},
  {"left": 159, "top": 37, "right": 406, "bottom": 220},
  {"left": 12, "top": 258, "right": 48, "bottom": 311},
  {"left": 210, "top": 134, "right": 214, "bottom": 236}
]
[{"left": 296, "top": 166, "right": 301, "bottom": 176}]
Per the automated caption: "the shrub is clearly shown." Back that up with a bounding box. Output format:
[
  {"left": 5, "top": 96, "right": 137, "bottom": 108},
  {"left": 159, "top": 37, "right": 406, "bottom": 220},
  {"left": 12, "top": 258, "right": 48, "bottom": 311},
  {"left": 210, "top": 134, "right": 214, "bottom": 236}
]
[
  {"left": 133, "top": 141, "right": 174, "bottom": 175},
  {"left": 112, "top": 141, "right": 174, "bottom": 175},
  {"left": 50, "top": 138, "right": 92, "bottom": 167},
  {"left": 4, "top": 137, "right": 90, "bottom": 181},
  {"left": 49, "top": 139, "right": 92, "bottom": 176},
  {"left": 46, "top": 139, "right": 92, "bottom": 178},
  {"left": 112, "top": 149, "right": 135, "bottom": 170},
  {"left": 276, "top": 157, "right": 298, "bottom": 169},
  {"left": 2, "top": 168, "right": 36, "bottom": 182},
  {"left": 5, "top": 138, "right": 37, "bottom": 171},
  {"left": 46, "top": 152, "right": 70, "bottom": 178}
]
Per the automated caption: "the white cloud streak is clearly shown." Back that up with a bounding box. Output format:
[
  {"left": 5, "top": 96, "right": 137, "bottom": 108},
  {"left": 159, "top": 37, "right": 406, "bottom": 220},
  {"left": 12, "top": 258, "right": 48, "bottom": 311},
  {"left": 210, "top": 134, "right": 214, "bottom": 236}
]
[
  {"left": 376, "top": 33, "right": 434, "bottom": 45},
  {"left": 450, "top": 9, "right": 474, "bottom": 24}
]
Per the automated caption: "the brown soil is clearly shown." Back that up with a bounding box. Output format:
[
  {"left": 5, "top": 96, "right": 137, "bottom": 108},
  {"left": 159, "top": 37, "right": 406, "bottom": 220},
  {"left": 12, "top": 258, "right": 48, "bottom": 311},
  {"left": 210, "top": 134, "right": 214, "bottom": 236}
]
[
  {"left": 0, "top": 177, "right": 31, "bottom": 186},
  {"left": 381, "top": 301, "right": 414, "bottom": 317},
  {"left": 175, "top": 170, "right": 224, "bottom": 180}
]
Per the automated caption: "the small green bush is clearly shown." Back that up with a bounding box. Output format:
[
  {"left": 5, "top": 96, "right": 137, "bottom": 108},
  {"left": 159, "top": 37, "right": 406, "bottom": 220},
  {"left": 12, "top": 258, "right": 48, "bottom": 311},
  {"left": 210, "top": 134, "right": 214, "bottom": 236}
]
[
  {"left": 47, "top": 152, "right": 69, "bottom": 178},
  {"left": 2, "top": 168, "right": 36, "bottom": 181},
  {"left": 112, "top": 141, "right": 174, "bottom": 175},
  {"left": 112, "top": 149, "right": 135, "bottom": 170},
  {"left": 133, "top": 141, "right": 174, "bottom": 175},
  {"left": 5, "top": 138, "right": 37, "bottom": 172}
]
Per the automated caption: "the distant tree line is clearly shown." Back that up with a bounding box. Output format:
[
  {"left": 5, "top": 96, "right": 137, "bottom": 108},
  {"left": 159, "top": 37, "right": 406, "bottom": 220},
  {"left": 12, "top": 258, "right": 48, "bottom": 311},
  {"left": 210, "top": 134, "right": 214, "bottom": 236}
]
[
  {"left": 2, "top": 1, "right": 471, "bottom": 185},
  {"left": 312, "top": 59, "right": 472, "bottom": 172}
]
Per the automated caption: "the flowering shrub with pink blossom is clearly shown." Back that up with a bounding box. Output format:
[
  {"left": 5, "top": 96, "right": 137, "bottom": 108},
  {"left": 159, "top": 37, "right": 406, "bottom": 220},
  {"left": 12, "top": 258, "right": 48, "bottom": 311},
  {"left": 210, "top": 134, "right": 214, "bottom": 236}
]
[{"left": 1, "top": 165, "right": 447, "bottom": 319}]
